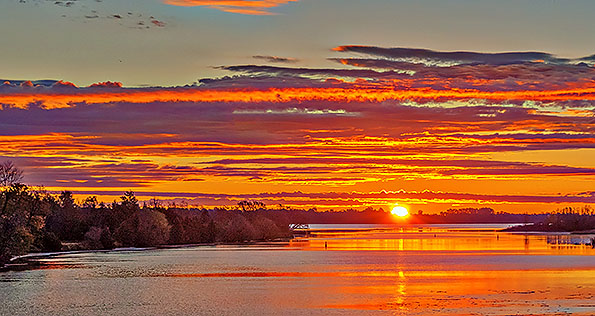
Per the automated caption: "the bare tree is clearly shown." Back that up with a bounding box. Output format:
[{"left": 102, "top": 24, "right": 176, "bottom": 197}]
[{"left": 0, "top": 161, "right": 24, "bottom": 187}]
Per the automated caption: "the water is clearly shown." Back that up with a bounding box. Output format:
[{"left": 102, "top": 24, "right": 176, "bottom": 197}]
[{"left": 1, "top": 224, "right": 594, "bottom": 315}]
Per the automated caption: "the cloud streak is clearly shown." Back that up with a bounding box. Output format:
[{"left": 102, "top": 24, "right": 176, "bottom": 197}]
[
  {"left": 253, "top": 55, "right": 299, "bottom": 63},
  {"left": 3, "top": 81, "right": 595, "bottom": 110},
  {"left": 55, "top": 190, "right": 595, "bottom": 208},
  {"left": 332, "top": 45, "right": 593, "bottom": 66}
]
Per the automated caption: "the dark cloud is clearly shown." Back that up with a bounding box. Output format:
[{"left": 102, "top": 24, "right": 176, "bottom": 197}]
[
  {"left": 252, "top": 55, "right": 299, "bottom": 63},
  {"left": 334, "top": 57, "right": 595, "bottom": 81},
  {"left": 332, "top": 45, "right": 583, "bottom": 66},
  {"left": 207, "top": 47, "right": 595, "bottom": 95},
  {"left": 0, "top": 79, "right": 59, "bottom": 87},
  {"left": 218, "top": 64, "right": 406, "bottom": 80},
  {"left": 18, "top": 0, "right": 168, "bottom": 29},
  {"left": 151, "top": 19, "right": 166, "bottom": 27}
]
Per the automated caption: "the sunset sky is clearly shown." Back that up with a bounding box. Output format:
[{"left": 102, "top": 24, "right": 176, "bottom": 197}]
[{"left": 1, "top": 0, "right": 595, "bottom": 212}]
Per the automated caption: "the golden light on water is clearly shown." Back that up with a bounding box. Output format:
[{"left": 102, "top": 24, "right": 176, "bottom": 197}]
[{"left": 391, "top": 206, "right": 409, "bottom": 217}]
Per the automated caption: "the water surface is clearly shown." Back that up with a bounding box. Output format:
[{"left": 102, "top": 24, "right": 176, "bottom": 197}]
[{"left": 1, "top": 224, "right": 594, "bottom": 315}]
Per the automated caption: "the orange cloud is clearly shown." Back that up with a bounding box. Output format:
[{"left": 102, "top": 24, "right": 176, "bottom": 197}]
[
  {"left": 163, "top": 0, "right": 298, "bottom": 15},
  {"left": 51, "top": 189, "right": 595, "bottom": 213},
  {"left": 4, "top": 84, "right": 595, "bottom": 109}
]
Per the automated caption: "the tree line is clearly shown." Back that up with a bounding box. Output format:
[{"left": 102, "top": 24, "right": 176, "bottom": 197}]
[
  {"left": 504, "top": 206, "right": 595, "bottom": 232},
  {"left": 0, "top": 162, "right": 294, "bottom": 267}
]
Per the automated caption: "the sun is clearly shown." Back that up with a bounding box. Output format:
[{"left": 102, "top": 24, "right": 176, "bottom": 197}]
[{"left": 391, "top": 206, "right": 409, "bottom": 217}]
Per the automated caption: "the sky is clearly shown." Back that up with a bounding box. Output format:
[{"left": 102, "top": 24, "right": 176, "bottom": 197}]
[{"left": 1, "top": 0, "right": 595, "bottom": 213}]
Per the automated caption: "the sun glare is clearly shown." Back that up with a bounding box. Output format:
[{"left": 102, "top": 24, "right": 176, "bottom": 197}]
[{"left": 391, "top": 206, "right": 409, "bottom": 217}]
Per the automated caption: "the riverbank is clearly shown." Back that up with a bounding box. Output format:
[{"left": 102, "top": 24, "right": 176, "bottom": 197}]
[
  {"left": 1, "top": 238, "right": 292, "bottom": 272},
  {"left": 501, "top": 224, "right": 595, "bottom": 248}
]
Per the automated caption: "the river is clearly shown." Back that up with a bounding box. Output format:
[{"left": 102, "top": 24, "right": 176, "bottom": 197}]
[{"left": 1, "top": 224, "right": 594, "bottom": 315}]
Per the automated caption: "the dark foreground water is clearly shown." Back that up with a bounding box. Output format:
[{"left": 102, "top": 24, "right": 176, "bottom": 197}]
[{"left": 1, "top": 224, "right": 594, "bottom": 315}]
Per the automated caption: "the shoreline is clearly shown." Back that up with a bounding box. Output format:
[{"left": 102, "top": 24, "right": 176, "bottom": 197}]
[
  {"left": 502, "top": 224, "right": 595, "bottom": 235},
  {"left": 2, "top": 238, "right": 292, "bottom": 273},
  {"left": 4, "top": 225, "right": 594, "bottom": 272}
]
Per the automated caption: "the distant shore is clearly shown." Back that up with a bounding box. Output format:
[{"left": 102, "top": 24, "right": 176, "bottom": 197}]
[{"left": 502, "top": 223, "right": 595, "bottom": 234}]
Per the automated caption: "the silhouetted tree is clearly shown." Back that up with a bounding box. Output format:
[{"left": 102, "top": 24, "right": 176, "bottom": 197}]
[
  {"left": 83, "top": 226, "right": 114, "bottom": 249},
  {"left": 46, "top": 191, "right": 88, "bottom": 241},
  {"left": 0, "top": 161, "right": 24, "bottom": 187},
  {"left": 218, "top": 213, "right": 257, "bottom": 242},
  {"left": 167, "top": 213, "right": 189, "bottom": 244},
  {"left": 238, "top": 200, "right": 266, "bottom": 212},
  {"left": 106, "top": 191, "right": 140, "bottom": 231},
  {"left": 0, "top": 184, "right": 50, "bottom": 265},
  {"left": 115, "top": 209, "right": 171, "bottom": 247},
  {"left": 82, "top": 196, "right": 98, "bottom": 209}
]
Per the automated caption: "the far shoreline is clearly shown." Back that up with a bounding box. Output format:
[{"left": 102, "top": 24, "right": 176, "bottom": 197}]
[{"left": 502, "top": 223, "right": 595, "bottom": 235}]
